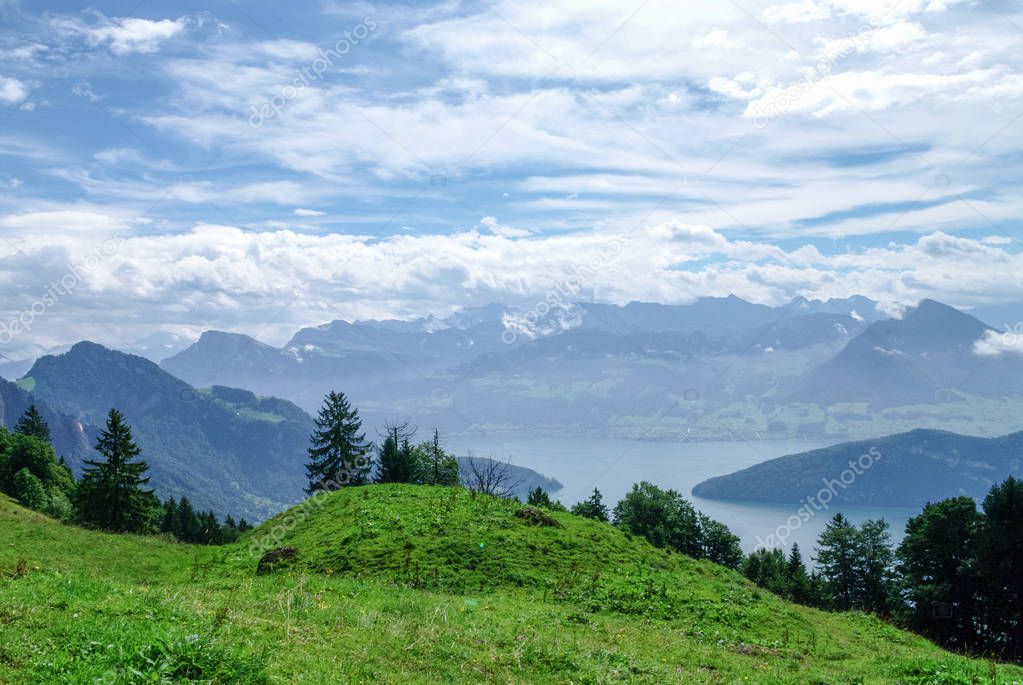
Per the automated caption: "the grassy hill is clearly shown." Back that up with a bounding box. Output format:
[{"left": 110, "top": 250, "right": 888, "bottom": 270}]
[{"left": 2, "top": 488, "right": 1020, "bottom": 683}]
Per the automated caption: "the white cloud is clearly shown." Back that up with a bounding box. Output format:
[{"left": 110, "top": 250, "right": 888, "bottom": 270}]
[
  {"left": 974, "top": 330, "right": 1023, "bottom": 357},
  {"left": 293, "top": 208, "right": 326, "bottom": 217},
  {"left": 0, "top": 76, "right": 27, "bottom": 103},
  {"left": 54, "top": 14, "right": 188, "bottom": 55}
]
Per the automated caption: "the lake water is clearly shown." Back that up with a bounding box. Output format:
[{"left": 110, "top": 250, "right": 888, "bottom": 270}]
[{"left": 447, "top": 435, "right": 917, "bottom": 559}]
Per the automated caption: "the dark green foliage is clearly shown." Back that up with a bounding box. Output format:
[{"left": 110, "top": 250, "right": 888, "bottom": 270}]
[
  {"left": 977, "top": 476, "right": 1023, "bottom": 660},
  {"left": 416, "top": 430, "right": 460, "bottom": 486},
  {"left": 697, "top": 513, "right": 743, "bottom": 569},
  {"left": 75, "top": 409, "right": 158, "bottom": 533},
  {"left": 814, "top": 514, "right": 894, "bottom": 613},
  {"left": 0, "top": 427, "right": 75, "bottom": 518},
  {"left": 0, "top": 428, "right": 74, "bottom": 495},
  {"left": 897, "top": 496, "right": 983, "bottom": 653},
  {"left": 612, "top": 481, "right": 741, "bottom": 568},
  {"left": 157, "top": 495, "right": 239, "bottom": 545},
  {"left": 786, "top": 544, "right": 812, "bottom": 604},
  {"left": 743, "top": 548, "right": 789, "bottom": 595},
  {"left": 15, "top": 404, "right": 50, "bottom": 443},
  {"left": 743, "top": 543, "right": 815, "bottom": 605},
  {"left": 11, "top": 468, "right": 46, "bottom": 510},
  {"left": 376, "top": 422, "right": 417, "bottom": 484},
  {"left": 814, "top": 513, "right": 859, "bottom": 611},
  {"left": 856, "top": 518, "right": 895, "bottom": 615},
  {"left": 526, "top": 487, "right": 567, "bottom": 511},
  {"left": 571, "top": 488, "right": 609, "bottom": 522},
  {"left": 305, "top": 390, "right": 372, "bottom": 492}
]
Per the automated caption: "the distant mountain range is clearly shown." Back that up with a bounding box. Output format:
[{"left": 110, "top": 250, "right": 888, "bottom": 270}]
[
  {"left": 4, "top": 297, "right": 1021, "bottom": 435},
  {"left": 692, "top": 428, "right": 1023, "bottom": 507},
  {"left": 152, "top": 295, "right": 1023, "bottom": 440}
]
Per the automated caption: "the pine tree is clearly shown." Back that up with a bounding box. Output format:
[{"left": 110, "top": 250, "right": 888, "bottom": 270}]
[
  {"left": 160, "top": 497, "right": 177, "bottom": 534},
  {"left": 571, "top": 488, "right": 610, "bottom": 522},
  {"left": 75, "top": 409, "right": 156, "bottom": 533},
  {"left": 786, "top": 543, "right": 812, "bottom": 604},
  {"left": 814, "top": 513, "right": 858, "bottom": 610},
  {"left": 977, "top": 476, "right": 1023, "bottom": 660},
  {"left": 527, "top": 486, "right": 554, "bottom": 507},
  {"left": 419, "top": 429, "right": 459, "bottom": 486},
  {"left": 854, "top": 518, "right": 895, "bottom": 615},
  {"left": 376, "top": 422, "right": 417, "bottom": 484},
  {"left": 15, "top": 405, "right": 50, "bottom": 444},
  {"left": 305, "top": 391, "right": 372, "bottom": 492},
  {"left": 176, "top": 496, "right": 200, "bottom": 542}
]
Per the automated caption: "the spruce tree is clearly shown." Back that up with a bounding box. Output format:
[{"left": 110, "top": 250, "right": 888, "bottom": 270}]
[
  {"left": 376, "top": 422, "right": 417, "bottom": 484},
  {"left": 571, "top": 488, "right": 610, "bottom": 522},
  {"left": 305, "top": 391, "right": 371, "bottom": 492},
  {"left": 814, "top": 513, "right": 858, "bottom": 610},
  {"left": 160, "top": 497, "right": 177, "bottom": 534},
  {"left": 176, "top": 497, "right": 200, "bottom": 542},
  {"left": 786, "top": 543, "right": 812, "bottom": 604},
  {"left": 15, "top": 405, "right": 50, "bottom": 444},
  {"left": 75, "top": 409, "right": 156, "bottom": 533}
]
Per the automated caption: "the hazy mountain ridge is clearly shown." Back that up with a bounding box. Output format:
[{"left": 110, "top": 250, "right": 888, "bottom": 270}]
[
  {"left": 22, "top": 341, "right": 314, "bottom": 520},
  {"left": 693, "top": 427, "right": 1023, "bottom": 506},
  {"left": 159, "top": 296, "right": 894, "bottom": 437}
]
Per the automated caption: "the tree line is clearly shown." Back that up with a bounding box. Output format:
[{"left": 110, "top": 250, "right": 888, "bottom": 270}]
[
  {"left": 0, "top": 405, "right": 244, "bottom": 544},
  {"left": 738, "top": 480, "right": 1023, "bottom": 663}
]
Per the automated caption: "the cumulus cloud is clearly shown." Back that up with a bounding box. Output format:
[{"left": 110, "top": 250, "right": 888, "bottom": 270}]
[
  {"left": 974, "top": 329, "right": 1023, "bottom": 356},
  {"left": 54, "top": 14, "right": 188, "bottom": 55},
  {"left": 0, "top": 76, "right": 27, "bottom": 103}
]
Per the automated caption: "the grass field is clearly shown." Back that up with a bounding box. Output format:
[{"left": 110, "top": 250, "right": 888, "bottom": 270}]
[{"left": 1, "top": 487, "right": 1021, "bottom": 684}]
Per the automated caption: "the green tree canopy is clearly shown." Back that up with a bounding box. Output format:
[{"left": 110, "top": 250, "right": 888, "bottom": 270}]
[
  {"left": 571, "top": 488, "right": 609, "bottom": 522},
  {"left": 15, "top": 404, "right": 50, "bottom": 444},
  {"left": 11, "top": 467, "right": 46, "bottom": 510},
  {"left": 896, "top": 496, "right": 982, "bottom": 651}
]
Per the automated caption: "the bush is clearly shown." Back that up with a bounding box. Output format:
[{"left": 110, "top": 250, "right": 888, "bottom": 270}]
[
  {"left": 12, "top": 468, "right": 46, "bottom": 511},
  {"left": 44, "top": 487, "right": 75, "bottom": 521}
]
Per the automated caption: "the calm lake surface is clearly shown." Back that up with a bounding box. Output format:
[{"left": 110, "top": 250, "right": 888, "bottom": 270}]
[{"left": 447, "top": 435, "right": 917, "bottom": 557}]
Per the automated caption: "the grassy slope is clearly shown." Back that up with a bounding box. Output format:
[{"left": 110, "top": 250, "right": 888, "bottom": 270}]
[{"left": 1, "top": 490, "right": 1020, "bottom": 684}]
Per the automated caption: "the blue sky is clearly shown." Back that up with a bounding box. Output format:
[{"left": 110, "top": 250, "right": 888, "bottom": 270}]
[{"left": 1, "top": 0, "right": 1023, "bottom": 357}]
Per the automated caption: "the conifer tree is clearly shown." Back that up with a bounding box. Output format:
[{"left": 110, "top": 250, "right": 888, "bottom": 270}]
[
  {"left": 305, "top": 391, "right": 372, "bottom": 492},
  {"left": 786, "top": 543, "right": 812, "bottom": 604},
  {"left": 571, "top": 488, "right": 610, "bottom": 522},
  {"left": 376, "top": 422, "right": 417, "bottom": 484},
  {"left": 75, "top": 409, "right": 156, "bottom": 533},
  {"left": 815, "top": 513, "right": 858, "bottom": 610},
  {"left": 15, "top": 405, "right": 50, "bottom": 444}
]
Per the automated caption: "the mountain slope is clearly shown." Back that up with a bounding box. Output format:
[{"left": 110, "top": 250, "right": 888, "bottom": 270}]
[
  {"left": 22, "top": 342, "right": 312, "bottom": 520},
  {"left": 0, "top": 376, "right": 91, "bottom": 462},
  {"left": 794, "top": 299, "right": 1023, "bottom": 406},
  {"left": 693, "top": 428, "right": 1023, "bottom": 506},
  {"left": 3, "top": 489, "right": 1018, "bottom": 683}
]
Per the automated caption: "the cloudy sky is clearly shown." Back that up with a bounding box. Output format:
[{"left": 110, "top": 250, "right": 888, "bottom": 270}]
[{"left": 1, "top": 0, "right": 1022, "bottom": 358}]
